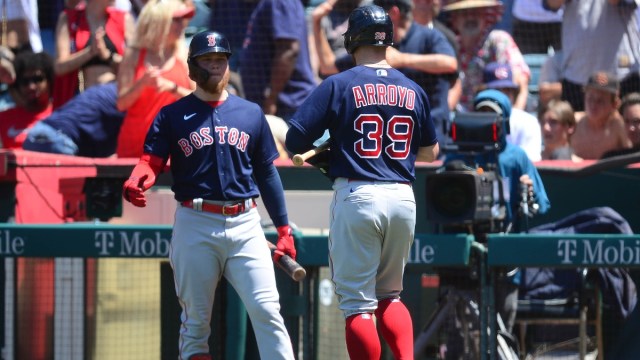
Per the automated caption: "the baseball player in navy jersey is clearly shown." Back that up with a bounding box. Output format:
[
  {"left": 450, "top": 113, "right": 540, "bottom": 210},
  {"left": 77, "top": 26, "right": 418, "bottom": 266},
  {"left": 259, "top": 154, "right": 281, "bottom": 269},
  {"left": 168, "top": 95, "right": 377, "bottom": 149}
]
[
  {"left": 122, "top": 31, "right": 296, "bottom": 360},
  {"left": 286, "top": 5, "right": 439, "bottom": 359}
]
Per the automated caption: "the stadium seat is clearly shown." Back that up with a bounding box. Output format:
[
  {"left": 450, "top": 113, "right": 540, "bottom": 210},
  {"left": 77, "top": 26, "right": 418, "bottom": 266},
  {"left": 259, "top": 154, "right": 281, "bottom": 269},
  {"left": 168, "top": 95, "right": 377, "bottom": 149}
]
[{"left": 515, "top": 268, "right": 604, "bottom": 359}]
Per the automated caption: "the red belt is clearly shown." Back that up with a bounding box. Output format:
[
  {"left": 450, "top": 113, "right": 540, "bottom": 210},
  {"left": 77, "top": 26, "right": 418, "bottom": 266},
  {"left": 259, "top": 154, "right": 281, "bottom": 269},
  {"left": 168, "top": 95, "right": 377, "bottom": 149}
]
[{"left": 181, "top": 199, "right": 256, "bottom": 216}]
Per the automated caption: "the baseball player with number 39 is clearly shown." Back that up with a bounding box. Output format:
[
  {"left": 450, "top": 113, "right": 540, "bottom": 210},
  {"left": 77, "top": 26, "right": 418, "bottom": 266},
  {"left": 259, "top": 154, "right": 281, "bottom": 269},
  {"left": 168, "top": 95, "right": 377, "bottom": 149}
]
[
  {"left": 122, "top": 30, "right": 296, "bottom": 360},
  {"left": 286, "top": 5, "right": 439, "bottom": 360}
]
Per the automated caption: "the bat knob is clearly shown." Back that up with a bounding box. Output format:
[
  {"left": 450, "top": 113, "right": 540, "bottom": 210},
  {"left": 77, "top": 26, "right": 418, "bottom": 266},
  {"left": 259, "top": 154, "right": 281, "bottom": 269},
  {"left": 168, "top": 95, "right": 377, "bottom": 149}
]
[
  {"left": 293, "top": 267, "right": 307, "bottom": 281},
  {"left": 292, "top": 155, "right": 305, "bottom": 167}
]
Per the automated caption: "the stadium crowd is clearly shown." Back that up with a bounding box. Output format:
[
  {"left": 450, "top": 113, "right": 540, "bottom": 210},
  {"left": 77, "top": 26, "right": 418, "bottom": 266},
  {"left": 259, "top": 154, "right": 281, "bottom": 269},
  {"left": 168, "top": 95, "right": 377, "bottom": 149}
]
[{"left": 0, "top": 0, "right": 638, "bottom": 160}]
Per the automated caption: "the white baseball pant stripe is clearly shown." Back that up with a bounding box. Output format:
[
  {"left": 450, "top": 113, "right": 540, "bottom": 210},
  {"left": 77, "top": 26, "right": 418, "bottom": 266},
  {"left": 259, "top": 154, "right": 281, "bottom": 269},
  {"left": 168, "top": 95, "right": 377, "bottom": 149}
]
[
  {"left": 169, "top": 205, "right": 294, "bottom": 360},
  {"left": 329, "top": 178, "right": 416, "bottom": 318}
]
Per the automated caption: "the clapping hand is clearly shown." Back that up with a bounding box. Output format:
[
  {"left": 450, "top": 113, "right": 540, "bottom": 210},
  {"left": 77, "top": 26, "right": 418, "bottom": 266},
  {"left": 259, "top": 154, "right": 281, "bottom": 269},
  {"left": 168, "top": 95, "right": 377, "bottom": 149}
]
[
  {"left": 141, "top": 65, "right": 176, "bottom": 93},
  {"left": 91, "top": 27, "right": 111, "bottom": 62}
]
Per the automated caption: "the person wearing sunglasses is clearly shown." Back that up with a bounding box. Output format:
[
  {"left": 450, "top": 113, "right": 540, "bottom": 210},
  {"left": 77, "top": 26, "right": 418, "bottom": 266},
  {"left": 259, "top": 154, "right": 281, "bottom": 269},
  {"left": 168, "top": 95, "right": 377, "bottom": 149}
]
[{"left": 0, "top": 51, "right": 54, "bottom": 149}]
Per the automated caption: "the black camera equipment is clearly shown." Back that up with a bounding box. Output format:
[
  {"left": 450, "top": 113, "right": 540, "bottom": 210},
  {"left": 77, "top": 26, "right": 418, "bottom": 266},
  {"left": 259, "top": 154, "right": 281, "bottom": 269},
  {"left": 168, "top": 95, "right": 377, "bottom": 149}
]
[
  {"left": 419, "top": 112, "right": 522, "bottom": 360},
  {"left": 425, "top": 112, "right": 508, "bottom": 234}
]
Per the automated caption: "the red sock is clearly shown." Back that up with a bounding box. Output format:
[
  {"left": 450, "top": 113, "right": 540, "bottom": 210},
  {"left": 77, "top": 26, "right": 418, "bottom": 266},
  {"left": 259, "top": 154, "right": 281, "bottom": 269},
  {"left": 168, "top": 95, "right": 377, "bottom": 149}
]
[
  {"left": 375, "top": 298, "right": 414, "bottom": 359},
  {"left": 345, "top": 313, "right": 381, "bottom": 360}
]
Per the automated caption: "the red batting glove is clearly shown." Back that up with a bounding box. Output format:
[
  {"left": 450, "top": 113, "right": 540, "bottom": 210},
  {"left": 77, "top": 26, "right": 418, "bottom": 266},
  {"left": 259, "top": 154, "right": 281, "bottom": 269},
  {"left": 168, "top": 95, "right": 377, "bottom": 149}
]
[
  {"left": 123, "top": 175, "right": 149, "bottom": 207},
  {"left": 122, "top": 153, "right": 166, "bottom": 207},
  {"left": 274, "top": 225, "right": 297, "bottom": 262}
]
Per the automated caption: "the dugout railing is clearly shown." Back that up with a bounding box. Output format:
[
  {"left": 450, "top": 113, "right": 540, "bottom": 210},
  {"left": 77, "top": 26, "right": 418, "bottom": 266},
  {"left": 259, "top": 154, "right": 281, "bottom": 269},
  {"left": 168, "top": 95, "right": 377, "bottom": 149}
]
[
  {"left": 1, "top": 225, "right": 639, "bottom": 359},
  {"left": 0, "top": 223, "right": 473, "bottom": 360},
  {"left": 0, "top": 223, "right": 640, "bottom": 360}
]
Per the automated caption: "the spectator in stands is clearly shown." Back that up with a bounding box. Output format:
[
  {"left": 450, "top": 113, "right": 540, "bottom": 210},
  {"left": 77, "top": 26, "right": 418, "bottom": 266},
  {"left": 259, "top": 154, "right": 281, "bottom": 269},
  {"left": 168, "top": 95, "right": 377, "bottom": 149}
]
[
  {"left": 0, "top": 52, "right": 54, "bottom": 149},
  {"left": 443, "top": 0, "right": 530, "bottom": 111},
  {"left": 240, "top": 0, "right": 317, "bottom": 121},
  {"left": 511, "top": 0, "right": 562, "bottom": 55},
  {"left": 310, "top": 0, "right": 362, "bottom": 80},
  {"left": 544, "top": 0, "right": 640, "bottom": 112},
  {"left": 1, "top": 0, "right": 42, "bottom": 54},
  {"left": 411, "top": 0, "right": 461, "bottom": 111},
  {"left": 210, "top": 0, "right": 257, "bottom": 71},
  {"left": 0, "top": 46, "right": 17, "bottom": 112},
  {"left": 312, "top": 0, "right": 458, "bottom": 146},
  {"left": 479, "top": 62, "right": 542, "bottom": 161},
  {"left": 621, "top": 92, "right": 640, "bottom": 148},
  {"left": 53, "top": 0, "right": 135, "bottom": 109},
  {"left": 538, "top": 50, "right": 562, "bottom": 109},
  {"left": 311, "top": 0, "right": 363, "bottom": 74},
  {"left": 538, "top": 99, "right": 579, "bottom": 161},
  {"left": 311, "top": 0, "right": 358, "bottom": 78},
  {"left": 22, "top": 82, "right": 124, "bottom": 157},
  {"left": 571, "top": 72, "right": 632, "bottom": 160},
  {"left": 308, "top": 0, "right": 350, "bottom": 81},
  {"left": 492, "top": 0, "right": 514, "bottom": 32},
  {"left": 0, "top": 46, "right": 15, "bottom": 85},
  {"left": 602, "top": 91, "right": 640, "bottom": 158},
  {"left": 115, "top": 0, "right": 196, "bottom": 158},
  {"left": 0, "top": 0, "right": 41, "bottom": 113},
  {"left": 413, "top": 0, "right": 455, "bottom": 47},
  {"left": 112, "top": 0, "right": 133, "bottom": 12}
]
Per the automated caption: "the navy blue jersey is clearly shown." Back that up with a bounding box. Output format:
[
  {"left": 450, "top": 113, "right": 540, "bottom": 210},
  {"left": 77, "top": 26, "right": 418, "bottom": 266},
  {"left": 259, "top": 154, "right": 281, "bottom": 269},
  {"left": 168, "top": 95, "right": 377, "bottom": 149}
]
[
  {"left": 240, "top": 0, "right": 316, "bottom": 111},
  {"left": 42, "top": 82, "right": 124, "bottom": 157},
  {"left": 335, "top": 23, "right": 456, "bottom": 146},
  {"left": 144, "top": 94, "right": 280, "bottom": 201},
  {"left": 288, "top": 66, "right": 437, "bottom": 182},
  {"left": 397, "top": 23, "right": 456, "bottom": 143}
]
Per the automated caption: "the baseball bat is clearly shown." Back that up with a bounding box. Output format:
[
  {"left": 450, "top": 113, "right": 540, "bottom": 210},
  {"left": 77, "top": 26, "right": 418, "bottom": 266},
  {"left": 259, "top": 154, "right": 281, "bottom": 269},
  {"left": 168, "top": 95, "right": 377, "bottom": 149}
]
[
  {"left": 267, "top": 241, "right": 307, "bottom": 282},
  {"left": 292, "top": 141, "right": 330, "bottom": 167}
]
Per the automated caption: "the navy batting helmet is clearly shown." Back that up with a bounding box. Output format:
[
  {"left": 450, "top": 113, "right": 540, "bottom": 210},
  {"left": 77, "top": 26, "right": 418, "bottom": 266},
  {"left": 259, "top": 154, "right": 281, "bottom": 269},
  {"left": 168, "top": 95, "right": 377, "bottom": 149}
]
[
  {"left": 188, "top": 31, "right": 231, "bottom": 84},
  {"left": 343, "top": 5, "right": 393, "bottom": 55},
  {"left": 188, "top": 31, "right": 232, "bottom": 60}
]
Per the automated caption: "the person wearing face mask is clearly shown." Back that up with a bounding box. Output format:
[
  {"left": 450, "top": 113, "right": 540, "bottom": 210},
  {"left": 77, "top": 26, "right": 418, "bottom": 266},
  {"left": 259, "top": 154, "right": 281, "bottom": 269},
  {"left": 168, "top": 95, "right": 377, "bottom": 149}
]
[{"left": 442, "top": 0, "right": 530, "bottom": 112}]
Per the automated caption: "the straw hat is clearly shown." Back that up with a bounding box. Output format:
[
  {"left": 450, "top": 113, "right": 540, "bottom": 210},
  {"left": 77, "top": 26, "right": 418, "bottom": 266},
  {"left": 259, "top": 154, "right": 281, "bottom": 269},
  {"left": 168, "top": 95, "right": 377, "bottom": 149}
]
[{"left": 442, "top": 0, "right": 502, "bottom": 12}]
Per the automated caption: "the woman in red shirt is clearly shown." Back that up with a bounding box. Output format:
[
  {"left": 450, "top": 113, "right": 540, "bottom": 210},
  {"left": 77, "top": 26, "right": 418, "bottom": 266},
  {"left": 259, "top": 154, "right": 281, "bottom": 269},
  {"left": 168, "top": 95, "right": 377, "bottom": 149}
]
[
  {"left": 53, "top": 0, "right": 135, "bottom": 108},
  {"left": 115, "top": 0, "right": 196, "bottom": 158}
]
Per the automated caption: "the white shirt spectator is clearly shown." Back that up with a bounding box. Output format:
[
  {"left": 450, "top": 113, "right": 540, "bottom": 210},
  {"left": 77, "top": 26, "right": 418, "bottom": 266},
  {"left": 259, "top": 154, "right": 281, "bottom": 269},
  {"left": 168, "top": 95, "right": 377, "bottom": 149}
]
[
  {"left": 508, "top": 108, "right": 543, "bottom": 161},
  {"left": 4, "top": 0, "right": 42, "bottom": 53}
]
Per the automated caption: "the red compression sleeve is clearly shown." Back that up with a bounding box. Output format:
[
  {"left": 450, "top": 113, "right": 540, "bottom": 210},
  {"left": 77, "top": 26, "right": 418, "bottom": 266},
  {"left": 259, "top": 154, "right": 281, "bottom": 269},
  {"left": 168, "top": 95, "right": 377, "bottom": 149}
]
[
  {"left": 345, "top": 313, "right": 381, "bottom": 360},
  {"left": 374, "top": 298, "right": 414, "bottom": 359}
]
